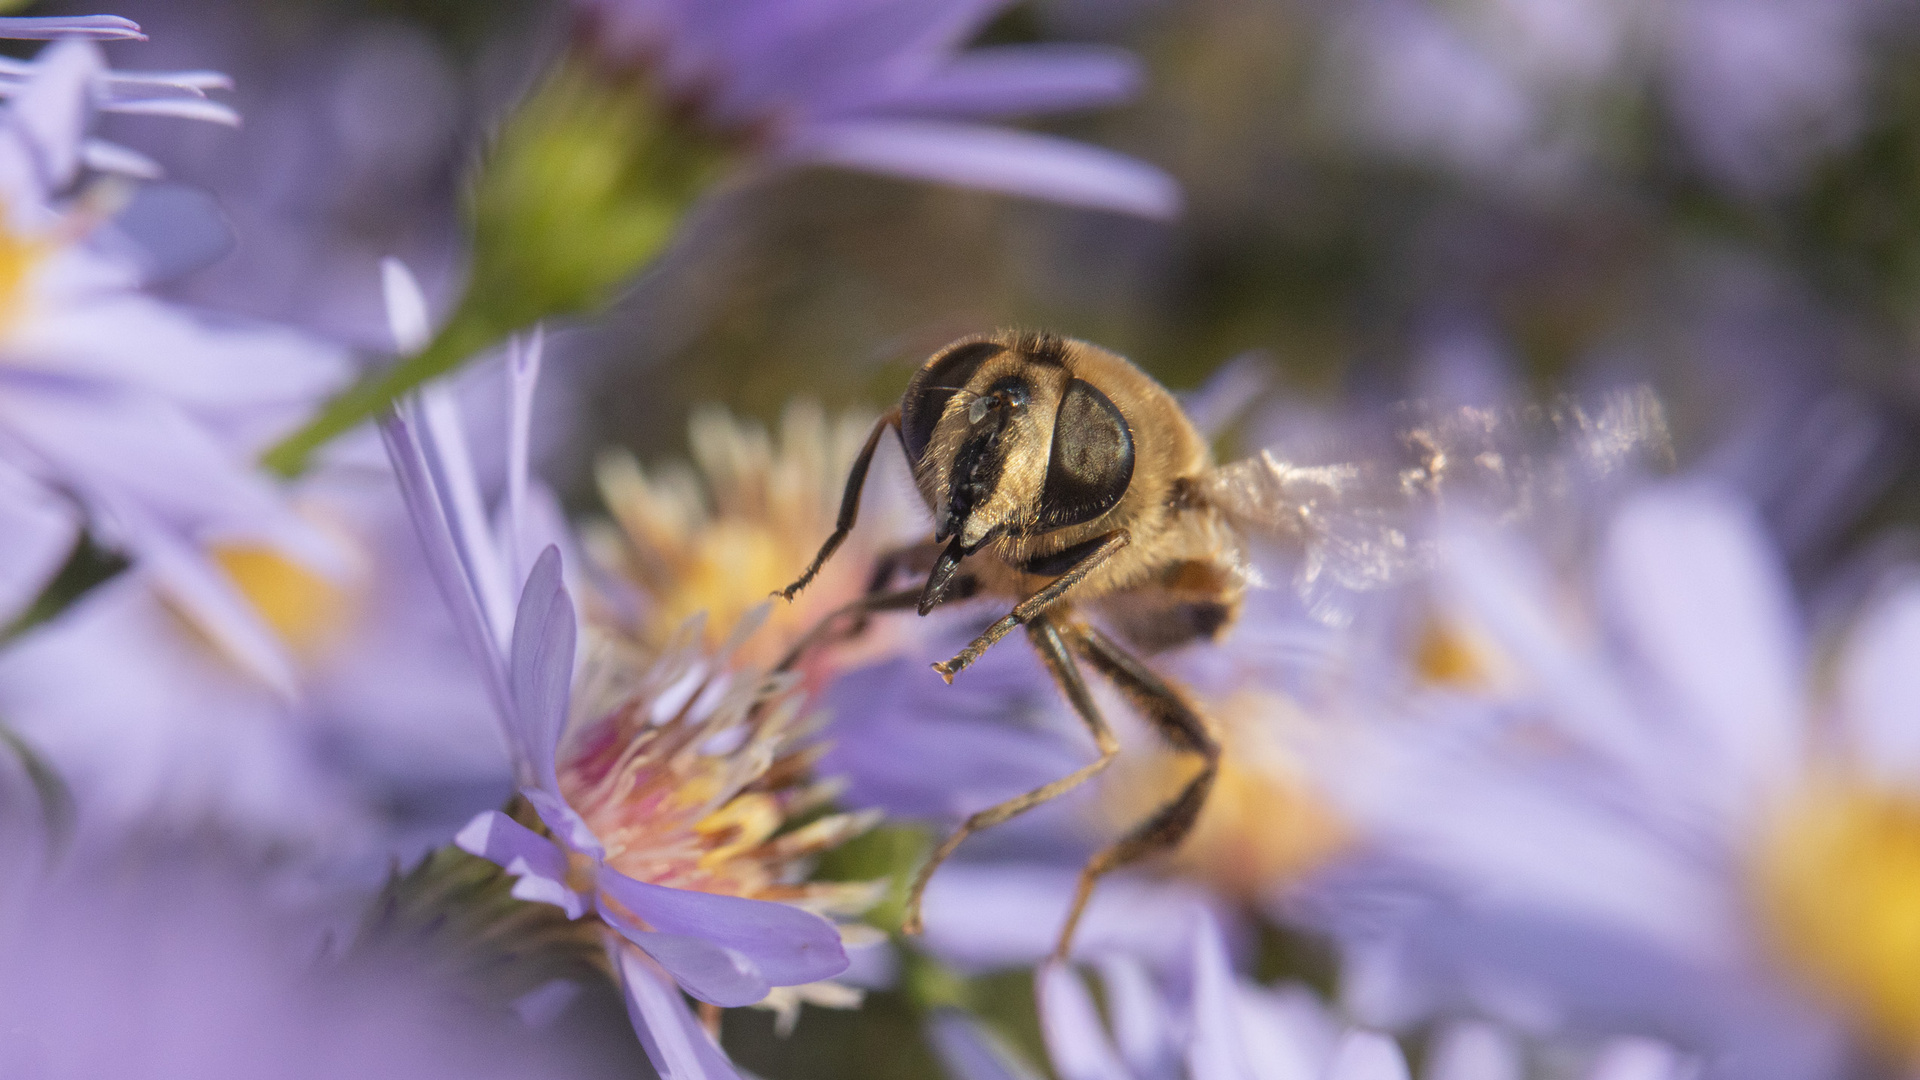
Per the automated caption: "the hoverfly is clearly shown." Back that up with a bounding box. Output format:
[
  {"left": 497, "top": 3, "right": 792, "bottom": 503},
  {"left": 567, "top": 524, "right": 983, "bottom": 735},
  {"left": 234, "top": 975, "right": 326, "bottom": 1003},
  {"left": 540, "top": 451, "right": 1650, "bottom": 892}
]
[{"left": 778, "top": 331, "right": 1668, "bottom": 958}]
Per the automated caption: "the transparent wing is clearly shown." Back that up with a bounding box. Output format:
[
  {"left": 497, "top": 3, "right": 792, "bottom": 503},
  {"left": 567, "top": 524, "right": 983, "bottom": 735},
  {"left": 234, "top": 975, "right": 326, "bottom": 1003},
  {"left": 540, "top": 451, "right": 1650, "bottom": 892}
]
[{"left": 1204, "top": 385, "right": 1672, "bottom": 623}]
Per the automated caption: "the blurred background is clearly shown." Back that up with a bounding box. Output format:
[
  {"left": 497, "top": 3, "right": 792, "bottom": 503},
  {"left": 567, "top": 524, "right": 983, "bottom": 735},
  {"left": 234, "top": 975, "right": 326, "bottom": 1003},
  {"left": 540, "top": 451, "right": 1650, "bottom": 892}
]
[
  {"left": 19, "top": 0, "right": 1920, "bottom": 1075},
  {"left": 80, "top": 0, "right": 1920, "bottom": 475}
]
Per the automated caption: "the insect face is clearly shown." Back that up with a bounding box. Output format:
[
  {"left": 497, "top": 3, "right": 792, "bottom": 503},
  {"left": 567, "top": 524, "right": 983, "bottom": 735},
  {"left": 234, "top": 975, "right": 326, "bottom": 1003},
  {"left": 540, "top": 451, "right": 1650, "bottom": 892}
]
[{"left": 900, "top": 336, "right": 1137, "bottom": 612}]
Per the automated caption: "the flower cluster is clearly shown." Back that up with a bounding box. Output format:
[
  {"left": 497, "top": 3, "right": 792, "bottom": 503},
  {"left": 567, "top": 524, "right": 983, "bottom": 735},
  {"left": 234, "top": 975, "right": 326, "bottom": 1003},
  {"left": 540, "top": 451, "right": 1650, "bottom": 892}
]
[{"left": 13, "top": 4, "right": 1920, "bottom": 1080}]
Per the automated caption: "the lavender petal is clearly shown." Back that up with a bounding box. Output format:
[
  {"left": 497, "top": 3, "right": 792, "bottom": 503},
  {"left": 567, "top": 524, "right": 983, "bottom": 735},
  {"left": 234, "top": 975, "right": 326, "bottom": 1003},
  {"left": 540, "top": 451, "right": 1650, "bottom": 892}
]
[
  {"left": 453, "top": 810, "right": 586, "bottom": 920},
  {"left": 616, "top": 946, "right": 745, "bottom": 1080},
  {"left": 792, "top": 119, "right": 1181, "bottom": 220},
  {"left": 597, "top": 869, "right": 849, "bottom": 987}
]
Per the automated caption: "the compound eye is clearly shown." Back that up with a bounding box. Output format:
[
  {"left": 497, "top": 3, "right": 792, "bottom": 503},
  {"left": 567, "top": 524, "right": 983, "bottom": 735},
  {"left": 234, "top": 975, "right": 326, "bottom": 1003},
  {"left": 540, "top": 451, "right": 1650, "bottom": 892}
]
[
  {"left": 1037, "top": 378, "right": 1133, "bottom": 530},
  {"left": 901, "top": 340, "right": 1003, "bottom": 464}
]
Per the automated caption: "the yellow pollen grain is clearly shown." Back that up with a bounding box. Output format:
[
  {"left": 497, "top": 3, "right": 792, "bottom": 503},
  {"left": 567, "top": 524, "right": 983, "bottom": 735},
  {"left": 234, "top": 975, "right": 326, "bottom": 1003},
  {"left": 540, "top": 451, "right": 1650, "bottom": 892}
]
[
  {"left": 212, "top": 545, "right": 348, "bottom": 656},
  {"left": 1754, "top": 779, "right": 1920, "bottom": 1060},
  {"left": 694, "top": 793, "right": 783, "bottom": 872}
]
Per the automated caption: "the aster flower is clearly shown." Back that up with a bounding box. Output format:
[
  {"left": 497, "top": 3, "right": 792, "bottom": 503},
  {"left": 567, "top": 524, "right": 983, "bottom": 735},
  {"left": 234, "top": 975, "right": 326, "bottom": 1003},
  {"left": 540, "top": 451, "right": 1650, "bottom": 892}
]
[
  {"left": 0, "top": 852, "right": 595, "bottom": 1079},
  {"left": 0, "top": 35, "right": 342, "bottom": 659},
  {"left": 0, "top": 404, "right": 512, "bottom": 867},
  {"left": 587, "top": 400, "right": 924, "bottom": 673},
  {"left": 1301, "top": 480, "right": 1920, "bottom": 1076},
  {"left": 932, "top": 906, "right": 1414, "bottom": 1080},
  {"left": 382, "top": 315, "right": 878, "bottom": 1076},
  {"left": 266, "top": 0, "right": 1180, "bottom": 475},
  {"left": 573, "top": 0, "right": 1180, "bottom": 219}
]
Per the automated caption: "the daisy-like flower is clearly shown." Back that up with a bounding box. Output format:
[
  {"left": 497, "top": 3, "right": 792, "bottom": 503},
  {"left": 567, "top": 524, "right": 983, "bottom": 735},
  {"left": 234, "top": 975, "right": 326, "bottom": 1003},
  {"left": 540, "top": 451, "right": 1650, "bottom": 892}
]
[
  {"left": 383, "top": 320, "right": 877, "bottom": 1078},
  {"left": 0, "top": 850, "right": 595, "bottom": 1080},
  {"left": 588, "top": 400, "right": 924, "bottom": 674},
  {"left": 0, "top": 35, "right": 342, "bottom": 658},
  {"left": 1303, "top": 480, "right": 1920, "bottom": 1077},
  {"left": 932, "top": 905, "right": 1418, "bottom": 1080},
  {"left": 573, "top": 0, "right": 1179, "bottom": 219}
]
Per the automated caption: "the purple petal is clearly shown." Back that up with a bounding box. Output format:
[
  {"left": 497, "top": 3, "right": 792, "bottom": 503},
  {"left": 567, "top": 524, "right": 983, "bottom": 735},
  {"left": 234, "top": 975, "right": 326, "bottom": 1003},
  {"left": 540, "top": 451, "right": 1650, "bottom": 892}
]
[
  {"left": 1839, "top": 584, "right": 1920, "bottom": 784},
  {"left": 505, "top": 329, "right": 544, "bottom": 587},
  {"left": 624, "top": 931, "right": 769, "bottom": 1008},
  {"left": 507, "top": 546, "right": 601, "bottom": 853},
  {"left": 381, "top": 257, "right": 432, "bottom": 354},
  {"left": 1186, "top": 911, "right": 1257, "bottom": 1080},
  {"left": 1091, "top": 955, "right": 1175, "bottom": 1076},
  {"left": 791, "top": 119, "right": 1181, "bottom": 219},
  {"left": 1424, "top": 1022, "right": 1523, "bottom": 1080},
  {"left": 927, "top": 1009, "right": 1047, "bottom": 1080},
  {"left": 616, "top": 946, "right": 745, "bottom": 1080},
  {"left": 0, "top": 15, "right": 144, "bottom": 41},
  {"left": 1601, "top": 485, "right": 1803, "bottom": 801},
  {"left": 1035, "top": 963, "right": 1129, "bottom": 1080},
  {"left": 871, "top": 46, "right": 1141, "bottom": 118},
  {"left": 1328, "top": 1032, "right": 1411, "bottom": 1080},
  {"left": 453, "top": 810, "right": 586, "bottom": 920},
  {"left": 597, "top": 869, "right": 848, "bottom": 988},
  {"left": 0, "top": 457, "right": 80, "bottom": 622},
  {"left": 11, "top": 40, "right": 101, "bottom": 189},
  {"left": 379, "top": 407, "right": 516, "bottom": 726}
]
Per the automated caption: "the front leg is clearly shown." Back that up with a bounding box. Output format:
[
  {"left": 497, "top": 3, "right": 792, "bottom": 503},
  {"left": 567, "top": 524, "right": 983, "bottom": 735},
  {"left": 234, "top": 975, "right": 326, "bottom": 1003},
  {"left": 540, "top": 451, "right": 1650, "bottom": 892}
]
[
  {"left": 931, "top": 530, "right": 1130, "bottom": 683},
  {"left": 777, "top": 407, "right": 900, "bottom": 601}
]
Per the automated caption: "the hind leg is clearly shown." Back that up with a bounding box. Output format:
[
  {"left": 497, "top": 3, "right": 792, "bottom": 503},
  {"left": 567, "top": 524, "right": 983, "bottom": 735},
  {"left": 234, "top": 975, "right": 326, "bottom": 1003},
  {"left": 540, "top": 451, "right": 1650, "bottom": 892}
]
[
  {"left": 902, "top": 614, "right": 1118, "bottom": 936},
  {"left": 1049, "top": 622, "right": 1220, "bottom": 960}
]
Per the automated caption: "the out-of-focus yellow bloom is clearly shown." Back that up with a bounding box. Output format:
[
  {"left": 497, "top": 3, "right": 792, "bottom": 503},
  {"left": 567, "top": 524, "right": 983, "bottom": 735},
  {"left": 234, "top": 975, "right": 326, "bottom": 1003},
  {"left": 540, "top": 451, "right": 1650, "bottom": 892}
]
[{"left": 591, "top": 401, "right": 919, "bottom": 673}]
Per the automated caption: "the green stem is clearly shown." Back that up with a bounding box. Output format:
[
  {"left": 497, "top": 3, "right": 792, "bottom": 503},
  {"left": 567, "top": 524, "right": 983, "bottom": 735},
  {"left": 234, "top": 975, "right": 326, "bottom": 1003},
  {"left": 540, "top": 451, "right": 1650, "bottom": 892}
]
[{"left": 263, "top": 302, "right": 503, "bottom": 478}]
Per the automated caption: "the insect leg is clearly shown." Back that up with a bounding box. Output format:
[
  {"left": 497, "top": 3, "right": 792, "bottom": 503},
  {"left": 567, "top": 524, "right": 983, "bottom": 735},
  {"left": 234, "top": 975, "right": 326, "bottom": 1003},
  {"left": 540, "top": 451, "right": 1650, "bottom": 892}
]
[
  {"left": 930, "top": 530, "right": 1130, "bottom": 684},
  {"left": 902, "top": 614, "right": 1119, "bottom": 937},
  {"left": 777, "top": 406, "right": 901, "bottom": 601},
  {"left": 773, "top": 578, "right": 976, "bottom": 674},
  {"left": 1050, "top": 622, "right": 1220, "bottom": 961}
]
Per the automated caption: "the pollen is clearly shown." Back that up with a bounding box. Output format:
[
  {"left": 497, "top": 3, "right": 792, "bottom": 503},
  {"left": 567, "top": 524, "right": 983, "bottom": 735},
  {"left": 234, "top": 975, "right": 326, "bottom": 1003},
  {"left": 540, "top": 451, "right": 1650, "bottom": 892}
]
[
  {"left": 1753, "top": 777, "right": 1920, "bottom": 1060},
  {"left": 212, "top": 544, "right": 350, "bottom": 657}
]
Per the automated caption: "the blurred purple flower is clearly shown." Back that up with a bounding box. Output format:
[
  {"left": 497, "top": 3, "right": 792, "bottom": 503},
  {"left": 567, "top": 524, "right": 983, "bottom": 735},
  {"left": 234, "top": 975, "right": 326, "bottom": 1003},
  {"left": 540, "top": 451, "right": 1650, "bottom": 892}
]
[
  {"left": 1301, "top": 480, "right": 1920, "bottom": 1076},
  {"left": 933, "top": 908, "right": 1414, "bottom": 1080},
  {"left": 0, "top": 855, "right": 592, "bottom": 1079},
  {"left": 0, "top": 36, "right": 345, "bottom": 653},
  {"left": 0, "top": 416, "right": 512, "bottom": 872},
  {"left": 383, "top": 294, "right": 874, "bottom": 1076},
  {"left": 573, "top": 0, "right": 1180, "bottom": 218}
]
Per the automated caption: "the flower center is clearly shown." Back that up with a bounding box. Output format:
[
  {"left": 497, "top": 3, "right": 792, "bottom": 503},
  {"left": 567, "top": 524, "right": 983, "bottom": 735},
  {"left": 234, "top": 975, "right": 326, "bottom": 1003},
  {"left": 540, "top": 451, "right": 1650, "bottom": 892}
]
[
  {"left": 212, "top": 544, "right": 350, "bottom": 657},
  {"left": 647, "top": 520, "right": 797, "bottom": 648},
  {"left": 1753, "top": 778, "right": 1920, "bottom": 1059},
  {"left": 0, "top": 218, "right": 47, "bottom": 333}
]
